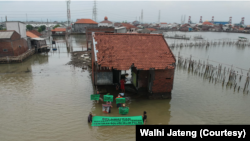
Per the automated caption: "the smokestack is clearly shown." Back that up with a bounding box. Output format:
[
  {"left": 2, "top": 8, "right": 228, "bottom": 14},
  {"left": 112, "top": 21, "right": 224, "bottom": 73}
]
[{"left": 5, "top": 16, "right": 7, "bottom": 22}]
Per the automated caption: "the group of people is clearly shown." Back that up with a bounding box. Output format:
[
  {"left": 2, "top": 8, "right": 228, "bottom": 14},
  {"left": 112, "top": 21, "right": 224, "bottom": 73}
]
[{"left": 88, "top": 78, "right": 147, "bottom": 125}]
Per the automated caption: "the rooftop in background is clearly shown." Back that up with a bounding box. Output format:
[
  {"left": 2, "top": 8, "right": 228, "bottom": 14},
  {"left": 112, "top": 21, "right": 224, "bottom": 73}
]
[
  {"left": 146, "top": 28, "right": 157, "bottom": 31},
  {"left": 203, "top": 21, "right": 213, "bottom": 25},
  {"left": 0, "top": 30, "right": 14, "bottom": 39},
  {"left": 121, "top": 23, "right": 137, "bottom": 30},
  {"left": 100, "top": 16, "right": 113, "bottom": 24},
  {"left": 75, "top": 19, "right": 98, "bottom": 24},
  {"left": 160, "top": 23, "right": 167, "bottom": 24},
  {"left": 51, "top": 28, "right": 66, "bottom": 32},
  {"left": 29, "top": 30, "right": 42, "bottom": 37},
  {"left": 93, "top": 33, "right": 175, "bottom": 70},
  {"left": 26, "top": 31, "right": 39, "bottom": 38}
]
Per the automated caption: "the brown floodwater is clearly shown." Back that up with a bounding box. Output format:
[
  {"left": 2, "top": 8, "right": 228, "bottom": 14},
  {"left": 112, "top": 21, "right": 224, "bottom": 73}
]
[{"left": 0, "top": 33, "right": 250, "bottom": 141}]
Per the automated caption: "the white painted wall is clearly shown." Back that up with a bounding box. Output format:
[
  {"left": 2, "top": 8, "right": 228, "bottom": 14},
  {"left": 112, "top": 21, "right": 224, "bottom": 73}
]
[
  {"left": 115, "top": 27, "right": 126, "bottom": 33},
  {"left": 160, "top": 23, "right": 168, "bottom": 28},
  {"left": 6, "top": 22, "right": 26, "bottom": 39},
  {"left": 98, "top": 23, "right": 113, "bottom": 27}
]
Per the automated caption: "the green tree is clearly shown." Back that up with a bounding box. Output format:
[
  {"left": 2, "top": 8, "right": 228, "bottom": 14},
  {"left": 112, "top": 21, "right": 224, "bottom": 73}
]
[
  {"left": 38, "top": 27, "right": 42, "bottom": 32},
  {"left": 26, "top": 25, "right": 34, "bottom": 31},
  {"left": 53, "top": 24, "right": 60, "bottom": 29},
  {"left": 40, "top": 25, "right": 46, "bottom": 31}
]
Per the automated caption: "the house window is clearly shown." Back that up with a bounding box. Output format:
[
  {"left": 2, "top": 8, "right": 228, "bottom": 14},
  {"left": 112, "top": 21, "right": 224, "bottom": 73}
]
[
  {"left": 3, "top": 49, "right": 8, "bottom": 52},
  {"left": 19, "top": 45, "right": 21, "bottom": 48}
]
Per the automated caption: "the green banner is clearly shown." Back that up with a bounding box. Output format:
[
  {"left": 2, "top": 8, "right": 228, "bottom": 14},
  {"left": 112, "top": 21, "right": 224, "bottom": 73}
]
[
  {"left": 104, "top": 95, "right": 113, "bottom": 102},
  {"left": 116, "top": 98, "right": 126, "bottom": 104},
  {"left": 91, "top": 94, "right": 100, "bottom": 100},
  {"left": 91, "top": 116, "right": 143, "bottom": 126},
  {"left": 119, "top": 107, "right": 129, "bottom": 115}
]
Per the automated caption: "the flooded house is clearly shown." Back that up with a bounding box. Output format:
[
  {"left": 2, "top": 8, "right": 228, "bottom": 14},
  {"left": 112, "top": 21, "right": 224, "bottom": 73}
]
[
  {"left": 26, "top": 31, "right": 48, "bottom": 53},
  {"left": 91, "top": 33, "right": 176, "bottom": 99},
  {"left": 0, "top": 30, "right": 28, "bottom": 57},
  {"left": 51, "top": 28, "right": 66, "bottom": 36},
  {"left": 73, "top": 19, "right": 98, "bottom": 33}
]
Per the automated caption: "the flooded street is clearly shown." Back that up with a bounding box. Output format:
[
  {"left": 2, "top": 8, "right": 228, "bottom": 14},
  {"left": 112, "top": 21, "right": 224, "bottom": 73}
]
[{"left": 0, "top": 33, "right": 250, "bottom": 141}]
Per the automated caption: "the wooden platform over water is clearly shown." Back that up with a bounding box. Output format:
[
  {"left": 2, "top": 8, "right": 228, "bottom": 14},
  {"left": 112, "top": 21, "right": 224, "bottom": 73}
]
[{"left": 0, "top": 49, "right": 35, "bottom": 63}]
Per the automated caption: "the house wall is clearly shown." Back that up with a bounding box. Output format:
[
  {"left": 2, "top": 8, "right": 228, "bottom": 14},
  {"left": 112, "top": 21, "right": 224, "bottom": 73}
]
[
  {"left": 115, "top": 28, "right": 127, "bottom": 33},
  {"left": 98, "top": 23, "right": 113, "bottom": 27},
  {"left": 0, "top": 40, "right": 13, "bottom": 57},
  {"left": 74, "top": 23, "right": 98, "bottom": 33},
  {"left": 0, "top": 33, "right": 28, "bottom": 57},
  {"left": 12, "top": 38, "right": 28, "bottom": 56},
  {"left": 6, "top": 22, "right": 27, "bottom": 39},
  {"left": 160, "top": 24, "right": 168, "bottom": 28},
  {"left": 147, "top": 69, "right": 175, "bottom": 99}
]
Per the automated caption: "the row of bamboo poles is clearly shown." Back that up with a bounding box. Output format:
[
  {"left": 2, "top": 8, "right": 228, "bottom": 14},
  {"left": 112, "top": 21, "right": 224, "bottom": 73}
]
[
  {"left": 169, "top": 40, "right": 250, "bottom": 48},
  {"left": 177, "top": 53, "right": 250, "bottom": 94}
]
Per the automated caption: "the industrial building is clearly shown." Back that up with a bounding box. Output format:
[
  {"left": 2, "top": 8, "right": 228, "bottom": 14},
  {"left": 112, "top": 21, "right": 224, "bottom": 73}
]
[
  {"left": 210, "top": 21, "right": 229, "bottom": 25},
  {"left": 91, "top": 33, "right": 176, "bottom": 99}
]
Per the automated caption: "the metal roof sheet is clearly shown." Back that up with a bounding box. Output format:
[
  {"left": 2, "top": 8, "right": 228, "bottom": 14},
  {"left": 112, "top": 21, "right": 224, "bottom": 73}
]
[{"left": 0, "top": 31, "right": 14, "bottom": 39}]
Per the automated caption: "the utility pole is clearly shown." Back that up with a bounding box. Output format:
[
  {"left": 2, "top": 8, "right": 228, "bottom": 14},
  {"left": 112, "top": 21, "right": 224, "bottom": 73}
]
[
  {"left": 26, "top": 14, "right": 27, "bottom": 24},
  {"left": 5, "top": 16, "right": 7, "bottom": 22},
  {"left": 66, "top": 0, "right": 71, "bottom": 48}
]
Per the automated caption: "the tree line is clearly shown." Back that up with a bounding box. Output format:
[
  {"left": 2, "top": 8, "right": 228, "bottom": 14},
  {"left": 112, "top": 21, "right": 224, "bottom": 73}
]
[{"left": 26, "top": 24, "right": 61, "bottom": 32}]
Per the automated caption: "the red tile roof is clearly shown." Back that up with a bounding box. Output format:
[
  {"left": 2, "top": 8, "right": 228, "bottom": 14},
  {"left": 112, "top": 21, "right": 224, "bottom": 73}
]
[
  {"left": 75, "top": 19, "right": 98, "bottom": 24},
  {"left": 51, "top": 28, "right": 66, "bottom": 32},
  {"left": 29, "top": 30, "right": 42, "bottom": 37},
  {"left": 26, "top": 31, "right": 39, "bottom": 38},
  {"left": 238, "top": 28, "right": 244, "bottom": 31},
  {"left": 203, "top": 21, "right": 213, "bottom": 25},
  {"left": 93, "top": 33, "right": 176, "bottom": 70},
  {"left": 121, "top": 23, "right": 137, "bottom": 30},
  {"left": 146, "top": 28, "right": 157, "bottom": 31}
]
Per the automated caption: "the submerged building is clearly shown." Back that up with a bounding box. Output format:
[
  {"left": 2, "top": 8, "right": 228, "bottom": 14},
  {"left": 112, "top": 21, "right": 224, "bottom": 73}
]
[
  {"left": 91, "top": 33, "right": 176, "bottom": 99},
  {"left": 73, "top": 19, "right": 98, "bottom": 33},
  {"left": 0, "top": 30, "right": 28, "bottom": 57}
]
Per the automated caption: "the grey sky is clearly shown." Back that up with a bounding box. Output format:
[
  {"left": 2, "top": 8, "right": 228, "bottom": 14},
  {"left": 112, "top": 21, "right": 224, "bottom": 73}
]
[{"left": 0, "top": 1, "right": 249, "bottom": 24}]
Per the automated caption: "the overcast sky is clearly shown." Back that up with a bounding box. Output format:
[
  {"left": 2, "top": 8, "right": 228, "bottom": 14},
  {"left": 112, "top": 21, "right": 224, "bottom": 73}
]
[{"left": 0, "top": 1, "right": 249, "bottom": 24}]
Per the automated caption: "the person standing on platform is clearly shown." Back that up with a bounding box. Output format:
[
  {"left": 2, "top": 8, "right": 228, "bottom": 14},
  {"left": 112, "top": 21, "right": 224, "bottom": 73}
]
[{"left": 120, "top": 78, "right": 126, "bottom": 93}]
